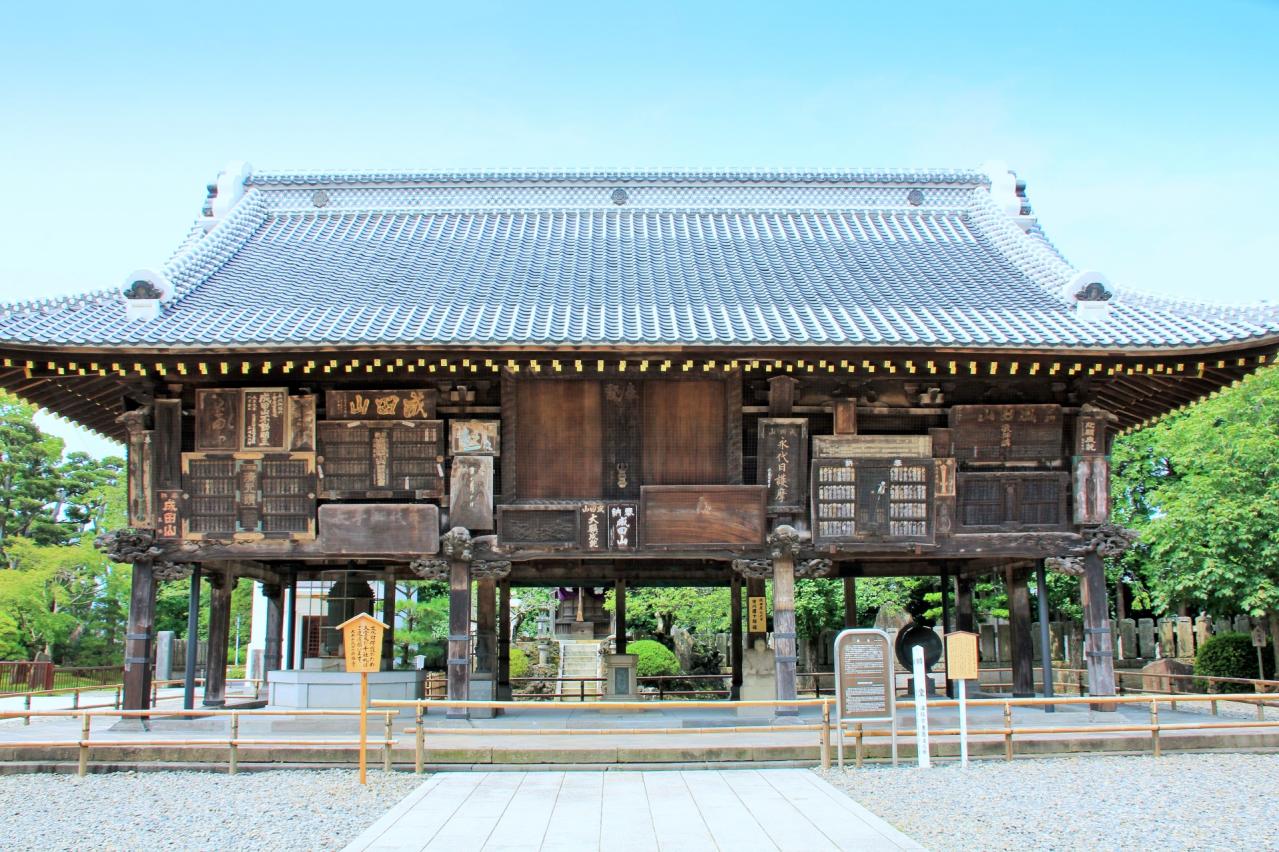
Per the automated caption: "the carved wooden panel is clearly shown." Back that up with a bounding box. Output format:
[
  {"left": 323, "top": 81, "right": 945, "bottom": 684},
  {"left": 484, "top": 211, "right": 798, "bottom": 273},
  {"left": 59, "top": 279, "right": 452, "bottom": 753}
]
[
  {"left": 242, "top": 388, "right": 289, "bottom": 451},
  {"left": 950, "top": 405, "right": 1063, "bottom": 463},
  {"left": 640, "top": 485, "right": 766, "bottom": 548},
  {"left": 956, "top": 472, "right": 1071, "bottom": 530},
  {"left": 450, "top": 420, "right": 500, "bottom": 455},
  {"left": 832, "top": 399, "right": 857, "bottom": 435},
  {"left": 318, "top": 504, "right": 440, "bottom": 556},
  {"left": 127, "top": 429, "right": 155, "bottom": 528},
  {"left": 181, "top": 452, "right": 316, "bottom": 540},
  {"left": 497, "top": 504, "right": 580, "bottom": 547},
  {"left": 1075, "top": 411, "right": 1108, "bottom": 456},
  {"left": 325, "top": 389, "right": 437, "bottom": 420},
  {"left": 317, "top": 420, "right": 444, "bottom": 499},
  {"left": 289, "top": 395, "right": 317, "bottom": 452},
  {"left": 602, "top": 380, "right": 641, "bottom": 499},
  {"left": 514, "top": 380, "right": 603, "bottom": 498},
  {"left": 757, "top": 418, "right": 808, "bottom": 513},
  {"left": 642, "top": 381, "right": 727, "bottom": 485},
  {"left": 812, "top": 434, "right": 932, "bottom": 459},
  {"left": 450, "top": 455, "right": 494, "bottom": 530},
  {"left": 580, "top": 501, "right": 638, "bottom": 551},
  {"left": 811, "top": 459, "right": 934, "bottom": 545},
  {"left": 194, "top": 389, "right": 241, "bottom": 451},
  {"left": 156, "top": 488, "right": 182, "bottom": 540}
]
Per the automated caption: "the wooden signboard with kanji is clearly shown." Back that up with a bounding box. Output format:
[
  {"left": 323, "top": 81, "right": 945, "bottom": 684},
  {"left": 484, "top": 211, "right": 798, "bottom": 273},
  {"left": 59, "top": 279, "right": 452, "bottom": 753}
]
[
  {"left": 748, "top": 596, "right": 768, "bottom": 633},
  {"left": 811, "top": 458, "right": 935, "bottom": 545},
  {"left": 242, "top": 388, "right": 289, "bottom": 451},
  {"left": 326, "top": 389, "right": 437, "bottom": 421},
  {"left": 950, "top": 404, "right": 1063, "bottom": 463},
  {"left": 757, "top": 418, "right": 808, "bottom": 514},
  {"left": 338, "top": 613, "right": 387, "bottom": 674},
  {"left": 316, "top": 420, "right": 445, "bottom": 499},
  {"left": 945, "top": 631, "right": 979, "bottom": 680}
]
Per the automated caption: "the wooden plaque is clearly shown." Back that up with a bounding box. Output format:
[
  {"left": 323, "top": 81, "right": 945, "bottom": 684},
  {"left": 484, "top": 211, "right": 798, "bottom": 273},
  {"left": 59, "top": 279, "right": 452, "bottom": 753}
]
[
  {"left": 156, "top": 488, "right": 183, "bottom": 540},
  {"left": 449, "top": 455, "right": 494, "bottom": 530},
  {"left": 832, "top": 399, "right": 857, "bottom": 435},
  {"left": 317, "top": 420, "right": 445, "bottom": 499},
  {"left": 811, "top": 459, "right": 934, "bottom": 545},
  {"left": 833, "top": 629, "right": 895, "bottom": 722},
  {"left": 242, "top": 388, "right": 289, "bottom": 451},
  {"left": 338, "top": 613, "right": 387, "bottom": 673},
  {"left": 450, "top": 420, "right": 500, "bottom": 456},
  {"left": 748, "top": 596, "right": 768, "bottom": 633},
  {"left": 640, "top": 485, "right": 767, "bottom": 548},
  {"left": 945, "top": 631, "right": 979, "bottom": 680},
  {"left": 580, "top": 502, "right": 638, "bottom": 552},
  {"left": 1075, "top": 410, "right": 1108, "bottom": 456},
  {"left": 318, "top": 504, "right": 440, "bottom": 556},
  {"left": 757, "top": 418, "right": 808, "bottom": 514},
  {"left": 950, "top": 404, "right": 1063, "bottom": 463},
  {"left": 288, "top": 395, "right": 317, "bottom": 452},
  {"left": 181, "top": 452, "right": 316, "bottom": 540},
  {"left": 194, "top": 389, "right": 241, "bottom": 451},
  {"left": 326, "top": 389, "right": 436, "bottom": 421},
  {"left": 956, "top": 472, "right": 1071, "bottom": 530},
  {"left": 127, "top": 429, "right": 155, "bottom": 528},
  {"left": 497, "top": 504, "right": 581, "bottom": 548},
  {"left": 812, "top": 434, "right": 932, "bottom": 459},
  {"left": 1073, "top": 455, "right": 1110, "bottom": 525}
]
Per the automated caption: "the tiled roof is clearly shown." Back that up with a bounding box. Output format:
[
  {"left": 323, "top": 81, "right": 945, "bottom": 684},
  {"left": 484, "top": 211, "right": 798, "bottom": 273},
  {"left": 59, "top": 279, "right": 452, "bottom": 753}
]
[{"left": 3, "top": 168, "right": 1277, "bottom": 352}]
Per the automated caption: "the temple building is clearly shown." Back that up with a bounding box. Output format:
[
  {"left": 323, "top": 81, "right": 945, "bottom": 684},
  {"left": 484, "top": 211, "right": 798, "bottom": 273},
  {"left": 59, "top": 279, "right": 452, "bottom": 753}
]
[{"left": 2, "top": 164, "right": 1276, "bottom": 713}]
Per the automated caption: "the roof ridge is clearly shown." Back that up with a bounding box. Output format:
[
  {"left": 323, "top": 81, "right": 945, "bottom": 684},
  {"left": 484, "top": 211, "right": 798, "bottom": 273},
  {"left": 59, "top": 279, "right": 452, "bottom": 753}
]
[
  {"left": 246, "top": 167, "right": 992, "bottom": 187},
  {"left": 962, "top": 186, "right": 1078, "bottom": 301}
]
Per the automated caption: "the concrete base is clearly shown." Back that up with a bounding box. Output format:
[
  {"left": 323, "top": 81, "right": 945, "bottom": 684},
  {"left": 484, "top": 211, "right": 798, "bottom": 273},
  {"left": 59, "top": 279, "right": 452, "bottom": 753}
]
[
  {"left": 469, "top": 675, "right": 499, "bottom": 719},
  {"left": 739, "top": 644, "right": 776, "bottom": 719},
  {"left": 267, "top": 669, "right": 424, "bottom": 711}
]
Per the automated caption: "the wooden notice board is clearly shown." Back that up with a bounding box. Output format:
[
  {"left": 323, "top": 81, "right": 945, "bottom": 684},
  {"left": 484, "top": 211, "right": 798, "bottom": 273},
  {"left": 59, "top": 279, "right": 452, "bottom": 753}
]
[
  {"left": 757, "top": 418, "right": 808, "bottom": 514},
  {"left": 748, "top": 596, "right": 768, "bottom": 633},
  {"left": 945, "top": 631, "right": 979, "bottom": 680},
  {"left": 640, "top": 485, "right": 767, "bottom": 548},
  {"left": 338, "top": 613, "right": 387, "bottom": 673},
  {"left": 833, "top": 629, "right": 896, "bottom": 722}
]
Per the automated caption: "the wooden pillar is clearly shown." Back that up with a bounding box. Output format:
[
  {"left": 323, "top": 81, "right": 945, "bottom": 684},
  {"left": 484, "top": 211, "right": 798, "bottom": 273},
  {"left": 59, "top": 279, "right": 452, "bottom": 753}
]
[
  {"left": 203, "top": 573, "right": 234, "bottom": 707},
  {"left": 747, "top": 578, "right": 767, "bottom": 645},
  {"left": 1081, "top": 551, "right": 1117, "bottom": 710},
  {"left": 940, "top": 569, "right": 951, "bottom": 634},
  {"left": 123, "top": 560, "right": 157, "bottom": 711},
  {"left": 614, "top": 579, "right": 627, "bottom": 655},
  {"left": 730, "top": 574, "right": 743, "bottom": 700},
  {"left": 263, "top": 584, "right": 283, "bottom": 674},
  {"left": 447, "top": 557, "right": 471, "bottom": 717},
  {"left": 575, "top": 586, "right": 585, "bottom": 622},
  {"left": 182, "top": 565, "right": 202, "bottom": 710},
  {"left": 475, "top": 578, "right": 496, "bottom": 675},
  {"left": 497, "top": 579, "right": 512, "bottom": 700},
  {"left": 1005, "top": 566, "right": 1034, "bottom": 697},
  {"left": 772, "top": 554, "right": 798, "bottom": 710},
  {"left": 284, "top": 572, "right": 298, "bottom": 670},
  {"left": 955, "top": 576, "right": 975, "bottom": 633},
  {"left": 382, "top": 569, "right": 396, "bottom": 667},
  {"left": 843, "top": 576, "right": 857, "bottom": 628}
]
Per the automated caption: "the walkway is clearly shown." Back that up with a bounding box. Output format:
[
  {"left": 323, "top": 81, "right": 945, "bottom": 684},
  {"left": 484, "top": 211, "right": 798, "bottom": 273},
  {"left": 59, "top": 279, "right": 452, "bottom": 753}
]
[{"left": 341, "top": 769, "right": 922, "bottom": 851}]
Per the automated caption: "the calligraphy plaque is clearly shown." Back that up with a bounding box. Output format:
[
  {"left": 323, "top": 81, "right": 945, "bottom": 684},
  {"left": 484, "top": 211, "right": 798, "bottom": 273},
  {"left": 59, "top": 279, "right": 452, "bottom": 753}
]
[
  {"left": 181, "top": 452, "right": 316, "bottom": 540},
  {"left": 325, "top": 389, "right": 437, "bottom": 421},
  {"left": 156, "top": 488, "right": 183, "bottom": 540},
  {"left": 945, "top": 631, "right": 979, "bottom": 680},
  {"left": 640, "top": 485, "right": 767, "bottom": 548},
  {"left": 317, "top": 420, "right": 445, "bottom": 499},
  {"left": 338, "top": 613, "right": 387, "bottom": 673},
  {"left": 748, "top": 596, "right": 768, "bottom": 633},
  {"left": 1075, "top": 410, "right": 1108, "bottom": 456},
  {"left": 497, "top": 504, "right": 581, "bottom": 548},
  {"left": 580, "top": 502, "right": 638, "bottom": 551},
  {"left": 812, "top": 434, "right": 932, "bottom": 459},
  {"left": 950, "top": 404, "right": 1063, "bottom": 463},
  {"left": 956, "top": 472, "right": 1070, "bottom": 530},
  {"left": 757, "top": 418, "right": 808, "bottom": 514},
  {"left": 241, "top": 388, "right": 289, "bottom": 451},
  {"left": 450, "top": 420, "right": 500, "bottom": 455},
  {"left": 833, "top": 629, "right": 895, "bottom": 722},
  {"left": 194, "top": 389, "right": 241, "bottom": 451},
  {"left": 449, "top": 455, "right": 494, "bottom": 531},
  {"left": 580, "top": 503, "right": 607, "bottom": 551},
  {"left": 288, "top": 395, "right": 317, "bottom": 452},
  {"left": 811, "top": 458, "right": 934, "bottom": 544}
]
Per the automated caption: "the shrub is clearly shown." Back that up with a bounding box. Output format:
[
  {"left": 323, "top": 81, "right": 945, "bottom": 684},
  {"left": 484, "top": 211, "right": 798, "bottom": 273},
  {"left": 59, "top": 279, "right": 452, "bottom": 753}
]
[
  {"left": 1194, "top": 632, "right": 1274, "bottom": 693},
  {"left": 509, "top": 646, "right": 531, "bottom": 679},
  {"left": 629, "top": 639, "right": 680, "bottom": 677}
]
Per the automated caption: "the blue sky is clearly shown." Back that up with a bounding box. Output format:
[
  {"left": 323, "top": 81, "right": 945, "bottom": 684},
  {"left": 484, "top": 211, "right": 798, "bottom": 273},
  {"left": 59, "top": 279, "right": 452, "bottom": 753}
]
[{"left": 1, "top": 0, "right": 1276, "bottom": 456}]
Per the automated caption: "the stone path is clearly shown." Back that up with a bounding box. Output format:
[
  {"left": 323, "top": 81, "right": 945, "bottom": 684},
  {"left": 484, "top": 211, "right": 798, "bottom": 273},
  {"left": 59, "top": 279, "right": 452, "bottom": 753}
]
[{"left": 342, "top": 769, "right": 923, "bottom": 851}]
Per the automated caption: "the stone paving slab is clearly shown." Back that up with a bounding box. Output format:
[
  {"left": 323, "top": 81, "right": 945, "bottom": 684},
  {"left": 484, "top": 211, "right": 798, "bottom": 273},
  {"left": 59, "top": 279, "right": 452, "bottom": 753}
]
[{"left": 341, "top": 769, "right": 924, "bottom": 851}]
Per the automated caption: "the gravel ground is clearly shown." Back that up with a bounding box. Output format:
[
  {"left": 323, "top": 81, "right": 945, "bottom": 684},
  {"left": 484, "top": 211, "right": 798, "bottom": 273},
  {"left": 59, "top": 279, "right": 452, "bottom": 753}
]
[
  {"left": 818, "top": 753, "right": 1279, "bottom": 851},
  {"left": 0, "top": 769, "right": 422, "bottom": 851}
]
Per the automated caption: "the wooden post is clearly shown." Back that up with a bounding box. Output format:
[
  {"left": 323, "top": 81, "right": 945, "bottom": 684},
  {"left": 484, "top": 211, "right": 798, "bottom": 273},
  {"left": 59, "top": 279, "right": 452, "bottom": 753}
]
[
  {"left": 843, "top": 576, "right": 857, "bottom": 628},
  {"left": 183, "top": 565, "right": 202, "bottom": 710},
  {"left": 820, "top": 701, "right": 831, "bottom": 769},
  {"left": 941, "top": 568, "right": 953, "bottom": 698},
  {"left": 78, "top": 714, "right": 91, "bottom": 777},
  {"left": 203, "top": 573, "right": 235, "bottom": 707},
  {"left": 497, "top": 579, "right": 512, "bottom": 700},
  {"left": 1006, "top": 566, "right": 1034, "bottom": 697},
  {"left": 1035, "top": 560, "right": 1056, "bottom": 711},
  {"left": 955, "top": 576, "right": 975, "bottom": 632},
  {"left": 415, "top": 706, "right": 425, "bottom": 774},
  {"left": 476, "top": 578, "right": 496, "bottom": 675},
  {"left": 262, "top": 583, "right": 283, "bottom": 674},
  {"left": 447, "top": 557, "right": 471, "bottom": 718},
  {"left": 359, "top": 671, "right": 369, "bottom": 785},
  {"left": 614, "top": 578, "right": 627, "bottom": 654},
  {"left": 767, "top": 375, "right": 799, "bottom": 416},
  {"left": 1081, "top": 551, "right": 1118, "bottom": 710},
  {"left": 773, "top": 553, "right": 798, "bottom": 712},
  {"left": 730, "top": 574, "right": 743, "bottom": 700},
  {"left": 123, "top": 559, "right": 157, "bottom": 712},
  {"left": 382, "top": 569, "right": 396, "bottom": 667}
]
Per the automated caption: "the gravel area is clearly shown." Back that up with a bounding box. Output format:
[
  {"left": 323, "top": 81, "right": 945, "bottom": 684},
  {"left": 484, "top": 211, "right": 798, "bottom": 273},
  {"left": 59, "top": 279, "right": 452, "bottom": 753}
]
[
  {"left": 0, "top": 769, "right": 422, "bottom": 851},
  {"left": 819, "top": 753, "right": 1279, "bottom": 851}
]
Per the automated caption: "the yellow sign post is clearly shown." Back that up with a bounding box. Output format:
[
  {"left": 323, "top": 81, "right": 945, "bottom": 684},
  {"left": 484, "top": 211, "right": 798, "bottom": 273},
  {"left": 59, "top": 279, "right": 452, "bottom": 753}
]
[
  {"left": 337, "top": 613, "right": 388, "bottom": 785},
  {"left": 747, "top": 596, "right": 768, "bottom": 634},
  {"left": 944, "top": 630, "right": 979, "bottom": 767}
]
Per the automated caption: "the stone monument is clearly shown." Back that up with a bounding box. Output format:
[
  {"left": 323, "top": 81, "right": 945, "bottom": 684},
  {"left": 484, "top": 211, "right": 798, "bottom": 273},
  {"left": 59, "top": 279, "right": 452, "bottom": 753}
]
[{"left": 739, "top": 638, "right": 776, "bottom": 718}]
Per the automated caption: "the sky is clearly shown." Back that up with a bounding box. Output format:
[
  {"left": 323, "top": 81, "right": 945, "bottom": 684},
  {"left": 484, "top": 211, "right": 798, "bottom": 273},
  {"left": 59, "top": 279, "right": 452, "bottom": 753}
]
[{"left": 1, "top": 0, "right": 1276, "bottom": 456}]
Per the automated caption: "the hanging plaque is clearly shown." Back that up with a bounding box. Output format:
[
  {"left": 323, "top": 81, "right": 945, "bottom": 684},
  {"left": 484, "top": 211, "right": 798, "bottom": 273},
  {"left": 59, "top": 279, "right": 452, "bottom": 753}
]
[
  {"left": 449, "top": 420, "right": 500, "bottom": 455},
  {"left": 325, "top": 389, "right": 437, "bottom": 421},
  {"left": 580, "top": 502, "right": 639, "bottom": 552},
  {"left": 811, "top": 458, "right": 934, "bottom": 544},
  {"left": 288, "top": 395, "right": 317, "bottom": 452},
  {"left": 242, "top": 388, "right": 289, "bottom": 451},
  {"left": 317, "top": 420, "right": 445, "bottom": 499},
  {"left": 181, "top": 452, "right": 316, "bottom": 540},
  {"left": 194, "top": 389, "right": 241, "bottom": 451},
  {"left": 156, "top": 488, "right": 183, "bottom": 540},
  {"left": 950, "top": 405, "right": 1063, "bottom": 463},
  {"left": 497, "top": 504, "right": 580, "bottom": 548},
  {"left": 813, "top": 434, "right": 932, "bottom": 459},
  {"left": 449, "top": 455, "right": 494, "bottom": 530},
  {"left": 748, "top": 596, "right": 768, "bottom": 633},
  {"left": 757, "top": 418, "right": 808, "bottom": 514}
]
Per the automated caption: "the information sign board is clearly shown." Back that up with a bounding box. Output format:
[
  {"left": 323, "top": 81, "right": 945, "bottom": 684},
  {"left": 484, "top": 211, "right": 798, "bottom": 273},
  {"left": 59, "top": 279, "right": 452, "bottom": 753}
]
[{"left": 833, "top": 629, "right": 895, "bottom": 722}]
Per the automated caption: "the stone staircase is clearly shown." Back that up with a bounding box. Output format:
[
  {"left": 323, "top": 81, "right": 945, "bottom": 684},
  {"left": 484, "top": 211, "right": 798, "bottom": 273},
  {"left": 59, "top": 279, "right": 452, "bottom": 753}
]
[{"left": 557, "top": 640, "right": 603, "bottom": 700}]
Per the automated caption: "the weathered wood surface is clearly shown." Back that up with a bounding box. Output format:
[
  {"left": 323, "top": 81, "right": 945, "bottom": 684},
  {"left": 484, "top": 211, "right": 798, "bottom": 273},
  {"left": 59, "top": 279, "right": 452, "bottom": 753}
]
[
  {"left": 956, "top": 471, "right": 1070, "bottom": 530},
  {"left": 325, "top": 388, "right": 436, "bottom": 420},
  {"left": 497, "top": 504, "right": 580, "bottom": 547},
  {"left": 832, "top": 398, "right": 857, "bottom": 435},
  {"left": 152, "top": 399, "right": 182, "bottom": 490},
  {"left": 602, "top": 380, "right": 641, "bottom": 499},
  {"left": 181, "top": 452, "right": 316, "bottom": 540},
  {"left": 640, "top": 485, "right": 767, "bottom": 548},
  {"left": 515, "top": 379, "right": 602, "bottom": 498},
  {"left": 812, "top": 434, "right": 932, "bottom": 459},
  {"left": 811, "top": 458, "right": 934, "bottom": 544},
  {"left": 643, "top": 380, "right": 727, "bottom": 485},
  {"left": 757, "top": 418, "right": 808, "bottom": 514},
  {"left": 288, "top": 395, "right": 316, "bottom": 452},
  {"left": 316, "top": 420, "right": 444, "bottom": 499},
  {"left": 950, "top": 404, "right": 1063, "bottom": 463},
  {"left": 194, "top": 389, "right": 240, "bottom": 451},
  {"left": 449, "top": 455, "right": 494, "bottom": 530},
  {"left": 317, "top": 503, "right": 441, "bottom": 556}
]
